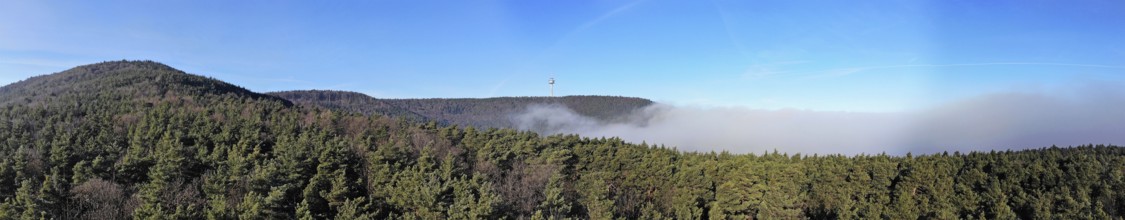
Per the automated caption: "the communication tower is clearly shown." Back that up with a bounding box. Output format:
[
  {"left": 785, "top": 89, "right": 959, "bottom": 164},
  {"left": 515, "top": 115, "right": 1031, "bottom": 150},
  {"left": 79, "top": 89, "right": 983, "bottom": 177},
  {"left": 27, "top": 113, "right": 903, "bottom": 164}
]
[{"left": 548, "top": 76, "right": 555, "bottom": 97}]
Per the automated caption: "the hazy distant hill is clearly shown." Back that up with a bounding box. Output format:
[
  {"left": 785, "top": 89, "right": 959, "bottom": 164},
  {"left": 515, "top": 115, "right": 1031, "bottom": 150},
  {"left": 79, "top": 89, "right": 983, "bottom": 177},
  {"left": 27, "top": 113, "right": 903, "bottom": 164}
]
[{"left": 270, "top": 90, "right": 654, "bottom": 129}]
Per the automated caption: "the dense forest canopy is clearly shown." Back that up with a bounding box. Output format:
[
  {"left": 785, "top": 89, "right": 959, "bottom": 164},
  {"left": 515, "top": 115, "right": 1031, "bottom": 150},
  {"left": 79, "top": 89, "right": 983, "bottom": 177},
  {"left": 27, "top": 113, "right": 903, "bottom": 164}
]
[{"left": 1, "top": 61, "right": 1124, "bottom": 219}]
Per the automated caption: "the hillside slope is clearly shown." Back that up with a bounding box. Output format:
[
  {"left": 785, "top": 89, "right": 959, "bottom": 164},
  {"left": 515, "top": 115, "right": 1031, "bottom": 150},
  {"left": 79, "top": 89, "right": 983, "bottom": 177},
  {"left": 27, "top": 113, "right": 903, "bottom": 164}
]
[
  {"left": 0, "top": 60, "right": 289, "bottom": 108},
  {"left": 267, "top": 90, "right": 427, "bottom": 121},
  {"left": 270, "top": 90, "right": 653, "bottom": 129}
]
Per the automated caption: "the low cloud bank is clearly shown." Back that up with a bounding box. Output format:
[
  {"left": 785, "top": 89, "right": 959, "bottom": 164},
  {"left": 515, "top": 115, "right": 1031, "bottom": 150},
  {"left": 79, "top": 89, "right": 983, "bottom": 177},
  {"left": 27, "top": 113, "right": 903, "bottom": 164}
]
[{"left": 512, "top": 85, "right": 1125, "bottom": 155}]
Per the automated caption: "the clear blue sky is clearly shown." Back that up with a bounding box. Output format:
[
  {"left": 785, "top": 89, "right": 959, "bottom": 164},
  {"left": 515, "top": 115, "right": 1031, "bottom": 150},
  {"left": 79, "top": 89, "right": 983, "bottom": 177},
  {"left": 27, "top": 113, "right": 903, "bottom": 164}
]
[{"left": 2, "top": 0, "right": 1124, "bottom": 112}]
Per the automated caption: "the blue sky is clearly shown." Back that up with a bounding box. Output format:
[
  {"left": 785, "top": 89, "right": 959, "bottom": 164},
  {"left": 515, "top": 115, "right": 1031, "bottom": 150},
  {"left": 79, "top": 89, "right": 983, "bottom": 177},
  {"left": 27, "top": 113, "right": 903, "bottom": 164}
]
[{"left": 2, "top": 0, "right": 1124, "bottom": 112}]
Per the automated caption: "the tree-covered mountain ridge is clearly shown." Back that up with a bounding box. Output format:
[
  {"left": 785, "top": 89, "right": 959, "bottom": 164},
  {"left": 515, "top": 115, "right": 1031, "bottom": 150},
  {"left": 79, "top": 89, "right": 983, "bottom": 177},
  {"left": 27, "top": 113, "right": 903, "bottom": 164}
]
[
  {"left": 267, "top": 90, "right": 653, "bottom": 129},
  {"left": 0, "top": 60, "right": 289, "bottom": 108},
  {"left": 1, "top": 60, "right": 1123, "bottom": 219}
]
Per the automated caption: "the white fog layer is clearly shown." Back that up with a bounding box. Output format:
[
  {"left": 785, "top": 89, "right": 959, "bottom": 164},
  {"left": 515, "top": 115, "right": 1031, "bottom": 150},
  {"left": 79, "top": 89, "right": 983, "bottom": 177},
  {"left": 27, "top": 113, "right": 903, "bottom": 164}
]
[{"left": 513, "top": 86, "right": 1125, "bottom": 155}]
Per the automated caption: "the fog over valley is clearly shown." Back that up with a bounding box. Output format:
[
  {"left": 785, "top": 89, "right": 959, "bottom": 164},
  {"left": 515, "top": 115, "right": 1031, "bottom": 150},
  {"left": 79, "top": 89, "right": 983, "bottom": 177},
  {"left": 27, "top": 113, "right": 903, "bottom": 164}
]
[{"left": 515, "top": 83, "right": 1125, "bottom": 155}]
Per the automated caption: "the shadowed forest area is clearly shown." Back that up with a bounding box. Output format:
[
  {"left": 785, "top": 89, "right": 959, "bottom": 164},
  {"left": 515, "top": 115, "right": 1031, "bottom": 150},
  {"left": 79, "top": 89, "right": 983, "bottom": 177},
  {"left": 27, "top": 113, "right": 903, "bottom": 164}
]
[
  {"left": 269, "top": 90, "right": 653, "bottom": 129},
  {"left": 1, "top": 61, "right": 1124, "bottom": 219}
]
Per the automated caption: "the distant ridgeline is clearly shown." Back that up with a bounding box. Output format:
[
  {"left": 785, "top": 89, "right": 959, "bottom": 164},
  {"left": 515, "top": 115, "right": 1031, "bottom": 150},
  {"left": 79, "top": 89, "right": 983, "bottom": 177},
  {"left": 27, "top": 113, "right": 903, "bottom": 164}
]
[
  {"left": 0, "top": 60, "right": 288, "bottom": 108},
  {"left": 1, "top": 60, "right": 1124, "bottom": 219},
  {"left": 269, "top": 90, "right": 654, "bottom": 129}
]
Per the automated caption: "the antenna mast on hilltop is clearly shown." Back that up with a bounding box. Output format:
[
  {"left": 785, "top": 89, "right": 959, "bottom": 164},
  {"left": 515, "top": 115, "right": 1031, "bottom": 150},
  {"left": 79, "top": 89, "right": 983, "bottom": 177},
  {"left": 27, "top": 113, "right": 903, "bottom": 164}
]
[{"left": 548, "top": 75, "right": 555, "bottom": 97}]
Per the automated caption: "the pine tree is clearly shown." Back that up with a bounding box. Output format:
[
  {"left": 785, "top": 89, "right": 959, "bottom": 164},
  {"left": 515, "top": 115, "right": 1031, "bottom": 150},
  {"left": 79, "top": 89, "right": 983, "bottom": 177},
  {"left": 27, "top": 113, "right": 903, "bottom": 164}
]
[
  {"left": 335, "top": 197, "right": 374, "bottom": 220},
  {"left": 37, "top": 168, "right": 68, "bottom": 218},
  {"left": 70, "top": 160, "right": 95, "bottom": 184},
  {"left": 296, "top": 199, "right": 314, "bottom": 220},
  {"left": 580, "top": 176, "right": 614, "bottom": 220},
  {"left": 325, "top": 168, "right": 356, "bottom": 213},
  {"left": 262, "top": 185, "right": 294, "bottom": 219},
  {"left": 237, "top": 192, "right": 267, "bottom": 220},
  {"left": 13, "top": 180, "right": 43, "bottom": 220},
  {"left": 537, "top": 172, "right": 573, "bottom": 219}
]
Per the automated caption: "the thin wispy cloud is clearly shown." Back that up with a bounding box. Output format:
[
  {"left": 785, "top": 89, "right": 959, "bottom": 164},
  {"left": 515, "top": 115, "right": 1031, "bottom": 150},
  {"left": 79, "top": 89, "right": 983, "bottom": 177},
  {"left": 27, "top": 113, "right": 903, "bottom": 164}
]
[
  {"left": 740, "top": 61, "right": 809, "bottom": 79},
  {"left": 733, "top": 61, "right": 1125, "bottom": 81},
  {"left": 710, "top": 0, "right": 749, "bottom": 61},
  {"left": 803, "top": 62, "right": 1125, "bottom": 79},
  {"left": 534, "top": 0, "right": 648, "bottom": 60},
  {"left": 504, "top": 0, "right": 649, "bottom": 98},
  {"left": 574, "top": 0, "right": 647, "bottom": 35},
  {"left": 738, "top": 62, "right": 1125, "bottom": 81},
  {"left": 488, "top": 78, "right": 510, "bottom": 97}
]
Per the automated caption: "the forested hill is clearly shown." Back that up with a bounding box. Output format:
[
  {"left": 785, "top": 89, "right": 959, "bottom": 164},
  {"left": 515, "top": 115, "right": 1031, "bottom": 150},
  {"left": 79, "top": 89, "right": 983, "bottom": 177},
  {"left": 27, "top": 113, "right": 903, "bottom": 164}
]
[
  {"left": 2, "top": 60, "right": 1125, "bottom": 219},
  {"left": 267, "top": 90, "right": 428, "bottom": 122},
  {"left": 0, "top": 60, "right": 289, "bottom": 108},
  {"left": 269, "top": 90, "right": 654, "bottom": 129}
]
